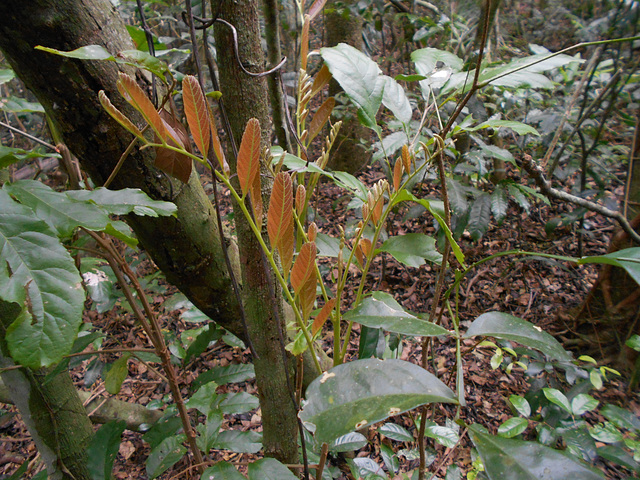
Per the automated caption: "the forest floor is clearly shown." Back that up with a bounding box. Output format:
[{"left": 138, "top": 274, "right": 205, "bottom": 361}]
[{"left": 0, "top": 157, "right": 637, "bottom": 480}]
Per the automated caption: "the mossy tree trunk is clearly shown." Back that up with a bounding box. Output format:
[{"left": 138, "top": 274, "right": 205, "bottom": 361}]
[{"left": 213, "top": 0, "right": 299, "bottom": 464}]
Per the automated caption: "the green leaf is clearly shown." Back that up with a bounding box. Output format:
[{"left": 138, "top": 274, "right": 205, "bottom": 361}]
[
  {"left": 343, "top": 291, "right": 450, "bottom": 337},
  {"left": 0, "top": 190, "right": 85, "bottom": 368},
  {"left": 66, "top": 187, "right": 177, "bottom": 217},
  {"left": 380, "top": 442, "right": 399, "bottom": 474},
  {"left": 184, "top": 323, "right": 222, "bottom": 364},
  {"left": 0, "top": 96, "right": 44, "bottom": 113},
  {"left": 329, "top": 432, "right": 368, "bottom": 452},
  {"left": 119, "top": 49, "right": 170, "bottom": 82},
  {"left": 467, "top": 193, "right": 491, "bottom": 241},
  {"left": 464, "top": 312, "right": 571, "bottom": 361},
  {"left": 299, "top": 358, "right": 457, "bottom": 445},
  {"left": 543, "top": 388, "right": 572, "bottom": 414},
  {"left": 411, "top": 48, "right": 464, "bottom": 75},
  {"left": 497, "top": 417, "right": 528, "bottom": 438},
  {"left": 198, "top": 408, "right": 223, "bottom": 452},
  {"left": 378, "top": 233, "right": 442, "bottom": 267},
  {"left": 4, "top": 180, "right": 110, "bottom": 238},
  {"left": 446, "top": 178, "right": 468, "bottom": 214},
  {"left": 36, "top": 44, "right": 114, "bottom": 60},
  {"left": 0, "top": 68, "right": 15, "bottom": 85},
  {"left": 490, "top": 187, "right": 508, "bottom": 223},
  {"left": 142, "top": 416, "right": 182, "bottom": 450},
  {"left": 470, "top": 119, "right": 540, "bottom": 136},
  {"left": 194, "top": 364, "right": 255, "bottom": 390},
  {"left": 248, "top": 458, "right": 299, "bottom": 480},
  {"left": 626, "top": 334, "right": 640, "bottom": 352},
  {"left": 424, "top": 421, "right": 459, "bottom": 447},
  {"left": 320, "top": 43, "right": 383, "bottom": 131},
  {"left": 86, "top": 420, "right": 126, "bottom": 480},
  {"left": 589, "top": 423, "right": 624, "bottom": 444},
  {"left": 350, "top": 457, "right": 386, "bottom": 479},
  {"left": 126, "top": 25, "right": 167, "bottom": 52},
  {"left": 601, "top": 404, "right": 640, "bottom": 432},
  {"left": 579, "top": 248, "right": 640, "bottom": 287},
  {"left": 186, "top": 381, "right": 219, "bottom": 416},
  {"left": 509, "top": 395, "right": 531, "bottom": 418},
  {"left": 468, "top": 424, "right": 604, "bottom": 480},
  {"left": 201, "top": 462, "right": 246, "bottom": 480},
  {"left": 597, "top": 445, "right": 640, "bottom": 472},
  {"left": 215, "top": 430, "right": 262, "bottom": 454},
  {"left": 378, "top": 422, "right": 414, "bottom": 442},
  {"left": 218, "top": 392, "right": 259, "bottom": 414},
  {"left": 0, "top": 146, "right": 57, "bottom": 169},
  {"left": 316, "top": 233, "right": 343, "bottom": 257},
  {"left": 380, "top": 75, "right": 412, "bottom": 124},
  {"left": 104, "top": 353, "right": 130, "bottom": 395},
  {"left": 146, "top": 434, "right": 187, "bottom": 479},
  {"left": 571, "top": 394, "right": 599, "bottom": 416}
]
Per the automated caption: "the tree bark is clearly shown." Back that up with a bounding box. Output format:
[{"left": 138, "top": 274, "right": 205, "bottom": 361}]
[
  {"left": 0, "top": 301, "right": 93, "bottom": 480},
  {"left": 213, "top": 0, "right": 299, "bottom": 464},
  {"left": 0, "top": 0, "right": 246, "bottom": 343}
]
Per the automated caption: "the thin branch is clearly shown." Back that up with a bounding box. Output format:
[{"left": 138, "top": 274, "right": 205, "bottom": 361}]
[
  {"left": 0, "top": 120, "right": 56, "bottom": 150},
  {"left": 521, "top": 154, "right": 640, "bottom": 245}
]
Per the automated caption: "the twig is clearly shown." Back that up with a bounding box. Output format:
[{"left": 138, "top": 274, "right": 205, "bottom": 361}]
[
  {"left": 521, "top": 154, "right": 640, "bottom": 245},
  {"left": 0, "top": 120, "right": 56, "bottom": 150}
]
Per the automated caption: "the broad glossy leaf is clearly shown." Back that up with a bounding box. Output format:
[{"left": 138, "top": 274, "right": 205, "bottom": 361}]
[
  {"left": 378, "top": 422, "right": 414, "bottom": 442},
  {"left": 464, "top": 312, "right": 571, "bottom": 361},
  {"left": 498, "top": 417, "right": 529, "bottom": 438},
  {"left": 509, "top": 395, "right": 531, "bottom": 418},
  {"left": 146, "top": 434, "right": 187, "bottom": 479},
  {"left": 291, "top": 242, "right": 316, "bottom": 294},
  {"left": 183, "top": 75, "right": 210, "bottom": 158},
  {"left": 0, "top": 146, "right": 58, "bottom": 169},
  {"left": 187, "top": 381, "right": 219, "bottom": 416},
  {"left": 118, "top": 50, "right": 169, "bottom": 82},
  {"left": 490, "top": 186, "right": 508, "bottom": 223},
  {"left": 572, "top": 394, "right": 598, "bottom": 416},
  {"left": 248, "top": 458, "right": 299, "bottom": 480},
  {"left": 378, "top": 233, "right": 442, "bottom": 267},
  {"left": 4, "top": 180, "right": 109, "bottom": 238},
  {"left": 468, "top": 424, "right": 604, "bottom": 480},
  {"left": 201, "top": 462, "right": 245, "bottom": 480},
  {"left": 0, "top": 190, "right": 84, "bottom": 368},
  {"left": 299, "top": 358, "right": 457, "bottom": 445},
  {"left": 66, "top": 187, "right": 176, "bottom": 217},
  {"left": 194, "top": 364, "right": 255, "bottom": 390},
  {"left": 381, "top": 75, "right": 412, "bottom": 124},
  {"left": 446, "top": 178, "right": 468, "bottom": 214},
  {"left": 218, "top": 392, "right": 259, "bottom": 414},
  {"left": 104, "top": 354, "right": 130, "bottom": 395},
  {"left": 480, "top": 53, "right": 583, "bottom": 89},
  {"left": 0, "top": 68, "right": 15, "bottom": 85},
  {"left": 380, "top": 443, "right": 399, "bottom": 474},
  {"left": 316, "top": 233, "right": 342, "bottom": 257},
  {"left": 543, "top": 389, "right": 571, "bottom": 415},
  {"left": 215, "top": 430, "right": 262, "bottom": 453},
  {"left": 597, "top": 445, "right": 640, "bottom": 472},
  {"left": 308, "top": 96, "right": 335, "bottom": 143},
  {"left": 87, "top": 420, "right": 126, "bottom": 480},
  {"left": 601, "top": 404, "right": 640, "bottom": 432},
  {"left": 237, "top": 118, "right": 261, "bottom": 196},
  {"left": 424, "top": 422, "right": 459, "bottom": 447},
  {"left": 320, "top": 43, "right": 383, "bottom": 130},
  {"left": 350, "top": 458, "right": 386, "bottom": 479},
  {"left": 579, "top": 248, "right": 640, "bottom": 286},
  {"left": 35, "top": 44, "right": 114, "bottom": 60},
  {"left": 330, "top": 432, "right": 368, "bottom": 452},
  {"left": 465, "top": 119, "right": 540, "bottom": 136},
  {"left": 411, "top": 48, "right": 464, "bottom": 75},
  {"left": 343, "top": 291, "right": 449, "bottom": 337}
]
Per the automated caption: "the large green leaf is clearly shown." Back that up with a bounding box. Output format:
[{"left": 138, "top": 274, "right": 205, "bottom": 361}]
[
  {"left": 86, "top": 420, "right": 126, "bottom": 480},
  {"left": 299, "top": 358, "right": 457, "bottom": 445},
  {"left": 463, "top": 312, "right": 571, "bottom": 362},
  {"left": 4, "top": 180, "right": 110, "bottom": 238},
  {"left": 380, "top": 75, "right": 412, "bottom": 124},
  {"left": 344, "top": 291, "right": 449, "bottom": 337},
  {"left": 320, "top": 43, "right": 383, "bottom": 131},
  {"left": 0, "top": 190, "right": 84, "bottom": 368},
  {"left": 378, "top": 233, "right": 442, "bottom": 267},
  {"left": 201, "top": 462, "right": 246, "bottom": 480},
  {"left": 468, "top": 424, "right": 604, "bottom": 480},
  {"left": 215, "top": 430, "right": 262, "bottom": 454},
  {"left": 579, "top": 248, "right": 640, "bottom": 286},
  {"left": 146, "top": 434, "right": 187, "bottom": 479},
  {"left": 247, "top": 458, "right": 299, "bottom": 480},
  {"left": 66, "top": 187, "right": 177, "bottom": 217},
  {"left": 467, "top": 193, "right": 491, "bottom": 241},
  {"left": 411, "top": 48, "right": 464, "bottom": 74}
]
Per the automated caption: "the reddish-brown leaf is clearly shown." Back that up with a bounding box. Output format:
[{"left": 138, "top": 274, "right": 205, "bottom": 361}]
[
  {"left": 393, "top": 157, "right": 402, "bottom": 192},
  {"left": 117, "top": 73, "right": 168, "bottom": 141},
  {"left": 237, "top": 118, "right": 261, "bottom": 196},
  {"left": 372, "top": 196, "right": 383, "bottom": 225},
  {"left": 307, "top": 97, "right": 335, "bottom": 144},
  {"left": 291, "top": 242, "right": 316, "bottom": 295},
  {"left": 312, "top": 298, "right": 335, "bottom": 336},
  {"left": 153, "top": 113, "right": 192, "bottom": 183},
  {"left": 402, "top": 144, "right": 411, "bottom": 174},
  {"left": 99, "top": 90, "right": 144, "bottom": 140},
  {"left": 183, "top": 75, "right": 210, "bottom": 158},
  {"left": 279, "top": 225, "right": 294, "bottom": 282},
  {"left": 300, "top": 15, "right": 310, "bottom": 70},
  {"left": 296, "top": 184, "right": 306, "bottom": 216},
  {"left": 250, "top": 168, "right": 263, "bottom": 229},
  {"left": 207, "top": 104, "right": 228, "bottom": 175},
  {"left": 307, "top": 222, "right": 317, "bottom": 242},
  {"left": 307, "top": 0, "right": 327, "bottom": 21},
  {"left": 299, "top": 275, "right": 316, "bottom": 321},
  {"left": 267, "top": 172, "right": 293, "bottom": 250},
  {"left": 311, "top": 64, "right": 332, "bottom": 98}
]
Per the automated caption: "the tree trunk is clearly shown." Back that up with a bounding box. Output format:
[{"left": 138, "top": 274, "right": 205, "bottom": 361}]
[
  {"left": 213, "top": 0, "right": 299, "bottom": 464},
  {"left": 325, "top": 0, "right": 371, "bottom": 174},
  {"left": 0, "top": 301, "right": 93, "bottom": 480},
  {"left": 0, "top": 0, "right": 246, "bottom": 343}
]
